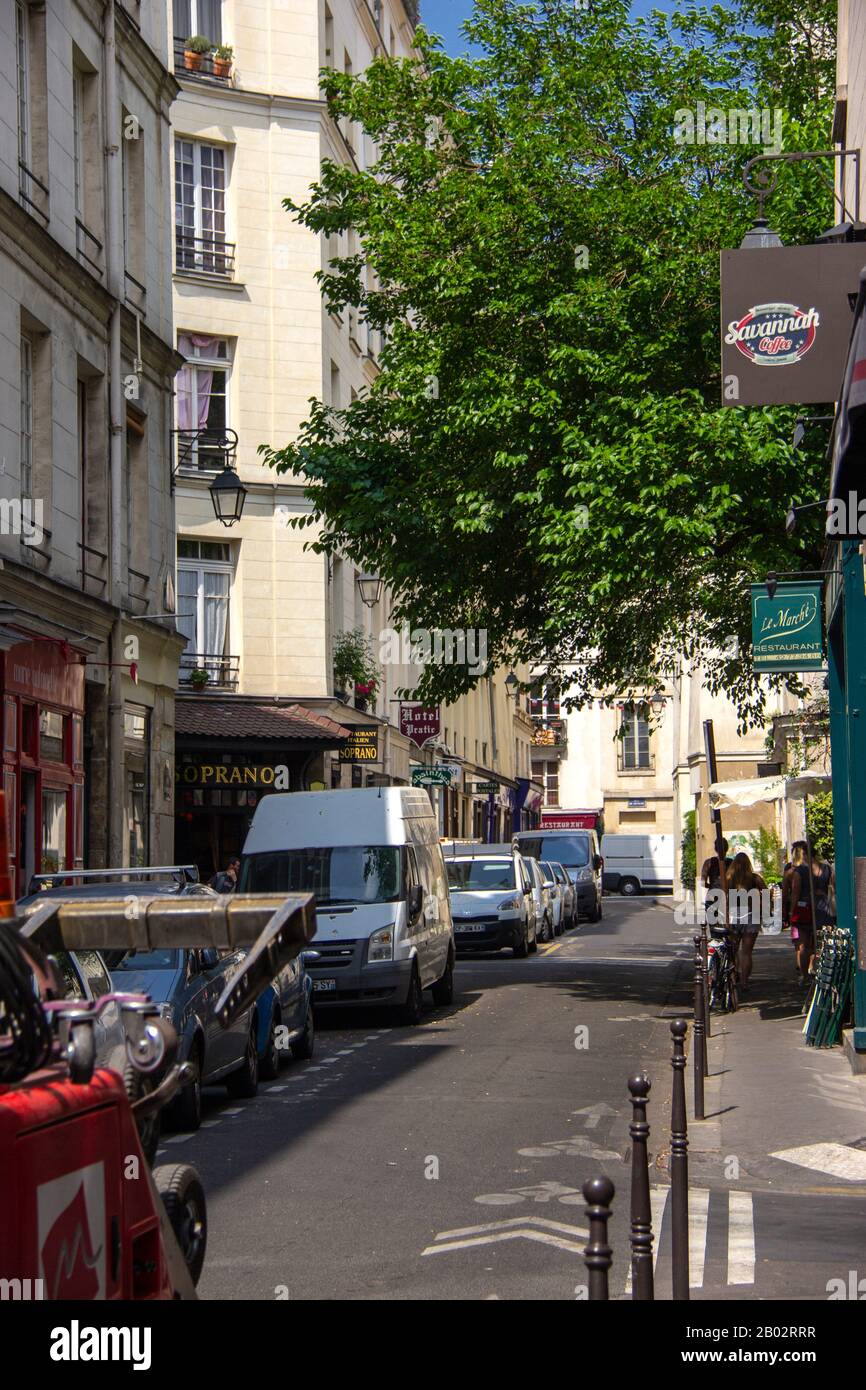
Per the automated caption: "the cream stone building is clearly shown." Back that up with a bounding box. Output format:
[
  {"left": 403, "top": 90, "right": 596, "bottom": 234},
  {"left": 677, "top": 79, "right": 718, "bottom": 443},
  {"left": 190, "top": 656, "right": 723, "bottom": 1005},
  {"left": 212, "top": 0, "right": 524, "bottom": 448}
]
[
  {"left": 168, "top": 0, "right": 539, "bottom": 872},
  {"left": 0, "top": 0, "right": 183, "bottom": 892}
]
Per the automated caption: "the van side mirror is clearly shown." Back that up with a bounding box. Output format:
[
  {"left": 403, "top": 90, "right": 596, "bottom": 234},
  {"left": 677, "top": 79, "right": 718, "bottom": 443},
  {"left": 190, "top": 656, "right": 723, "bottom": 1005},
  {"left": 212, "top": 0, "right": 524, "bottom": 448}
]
[{"left": 408, "top": 883, "right": 423, "bottom": 918}]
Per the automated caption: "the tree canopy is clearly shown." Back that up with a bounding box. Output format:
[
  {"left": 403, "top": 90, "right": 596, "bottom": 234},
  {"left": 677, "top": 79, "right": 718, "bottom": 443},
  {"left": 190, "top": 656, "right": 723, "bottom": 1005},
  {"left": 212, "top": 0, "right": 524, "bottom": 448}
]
[{"left": 261, "top": 0, "right": 838, "bottom": 724}]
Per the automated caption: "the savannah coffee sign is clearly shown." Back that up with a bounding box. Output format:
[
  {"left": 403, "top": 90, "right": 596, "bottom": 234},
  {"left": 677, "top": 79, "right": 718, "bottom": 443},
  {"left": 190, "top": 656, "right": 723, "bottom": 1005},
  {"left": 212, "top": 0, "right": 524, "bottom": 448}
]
[{"left": 720, "top": 243, "right": 866, "bottom": 407}]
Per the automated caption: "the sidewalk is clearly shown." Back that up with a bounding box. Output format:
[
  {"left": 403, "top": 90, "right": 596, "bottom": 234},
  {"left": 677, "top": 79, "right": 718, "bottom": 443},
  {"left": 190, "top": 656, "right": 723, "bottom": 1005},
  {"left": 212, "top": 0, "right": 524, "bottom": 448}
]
[{"left": 686, "top": 932, "right": 866, "bottom": 1193}]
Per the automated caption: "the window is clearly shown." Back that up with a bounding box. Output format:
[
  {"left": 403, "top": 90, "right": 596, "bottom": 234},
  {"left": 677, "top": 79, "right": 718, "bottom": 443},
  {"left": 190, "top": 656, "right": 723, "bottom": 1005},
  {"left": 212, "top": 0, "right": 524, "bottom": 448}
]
[
  {"left": 530, "top": 685, "right": 560, "bottom": 719},
  {"left": 175, "top": 335, "right": 231, "bottom": 469},
  {"left": 126, "top": 406, "right": 148, "bottom": 587},
  {"left": 19, "top": 335, "right": 32, "bottom": 498},
  {"left": 619, "top": 704, "right": 652, "bottom": 770},
  {"left": 127, "top": 768, "right": 148, "bottom": 866},
  {"left": 15, "top": 0, "right": 48, "bottom": 222},
  {"left": 174, "top": 138, "right": 231, "bottom": 275},
  {"left": 16, "top": 2, "right": 29, "bottom": 171},
  {"left": 330, "top": 360, "right": 340, "bottom": 408},
  {"left": 174, "top": 0, "right": 222, "bottom": 45},
  {"left": 323, "top": 4, "right": 334, "bottom": 66},
  {"left": 541, "top": 760, "right": 559, "bottom": 806},
  {"left": 41, "top": 788, "right": 68, "bottom": 873},
  {"left": 177, "top": 546, "right": 234, "bottom": 682},
  {"left": 122, "top": 110, "right": 145, "bottom": 283},
  {"left": 39, "top": 710, "right": 66, "bottom": 762},
  {"left": 72, "top": 69, "right": 84, "bottom": 216}
]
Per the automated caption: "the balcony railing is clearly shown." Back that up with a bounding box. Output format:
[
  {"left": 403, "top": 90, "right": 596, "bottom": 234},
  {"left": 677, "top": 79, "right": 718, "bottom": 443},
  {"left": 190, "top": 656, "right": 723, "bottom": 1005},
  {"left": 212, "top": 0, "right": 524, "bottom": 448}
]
[
  {"left": 531, "top": 718, "right": 567, "bottom": 747},
  {"left": 172, "top": 427, "right": 238, "bottom": 476},
  {"left": 173, "top": 38, "right": 233, "bottom": 85},
  {"left": 75, "top": 218, "right": 104, "bottom": 276},
  {"left": 19, "top": 159, "right": 49, "bottom": 226},
  {"left": 175, "top": 230, "right": 235, "bottom": 278},
  {"left": 178, "top": 653, "right": 239, "bottom": 692},
  {"left": 78, "top": 540, "right": 107, "bottom": 594},
  {"left": 617, "top": 750, "right": 654, "bottom": 773}
]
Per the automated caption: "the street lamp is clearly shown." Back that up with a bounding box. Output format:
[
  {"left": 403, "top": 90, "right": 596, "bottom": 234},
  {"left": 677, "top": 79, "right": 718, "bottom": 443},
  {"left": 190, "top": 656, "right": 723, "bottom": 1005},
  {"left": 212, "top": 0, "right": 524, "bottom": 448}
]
[
  {"left": 356, "top": 574, "right": 383, "bottom": 608},
  {"left": 504, "top": 670, "right": 519, "bottom": 700},
  {"left": 650, "top": 688, "right": 666, "bottom": 717},
  {"left": 209, "top": 465, "right": 247, "bottom": 527},
  {"left": 738, "top": 217, "right": 783, "bottom": 250}
]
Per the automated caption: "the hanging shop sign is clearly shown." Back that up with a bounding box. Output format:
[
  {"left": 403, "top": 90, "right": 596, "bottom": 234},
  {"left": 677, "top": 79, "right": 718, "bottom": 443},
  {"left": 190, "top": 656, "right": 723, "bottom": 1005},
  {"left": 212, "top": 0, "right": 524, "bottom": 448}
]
[
  {"left": 338, "top": 726, "right": 380, "bottom": 763},
  {"left": 750, "top": 581, "right": 824, "bottom": 672},
  {"left": 411, "top": 766, "right": 452, "bottom": 787},
  {"left": 720, "top": 244, "right": 866, "bottom": 406},
  {"left": 398, "top": 703, "right": 441, "bottom": 748},
  {"left": 176, "top": 762, "right": 291, "bottom": 788}
]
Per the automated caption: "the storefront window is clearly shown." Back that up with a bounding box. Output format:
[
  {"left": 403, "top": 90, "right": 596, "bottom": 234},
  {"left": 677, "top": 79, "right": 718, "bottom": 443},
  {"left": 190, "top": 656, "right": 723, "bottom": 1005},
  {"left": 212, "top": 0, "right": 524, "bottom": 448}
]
[
  {"left": 41, "top": 788, "right": 68, "bottom": 873},
  {"left": 39, "top": 710, "right": 66, "bottom": 762}
]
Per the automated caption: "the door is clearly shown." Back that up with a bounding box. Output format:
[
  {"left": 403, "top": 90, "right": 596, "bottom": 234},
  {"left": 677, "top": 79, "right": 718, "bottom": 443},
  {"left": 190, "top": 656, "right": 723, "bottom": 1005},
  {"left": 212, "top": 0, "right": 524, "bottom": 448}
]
[{"left": 21, "top": 770, "right": 37, "bottom": 893}]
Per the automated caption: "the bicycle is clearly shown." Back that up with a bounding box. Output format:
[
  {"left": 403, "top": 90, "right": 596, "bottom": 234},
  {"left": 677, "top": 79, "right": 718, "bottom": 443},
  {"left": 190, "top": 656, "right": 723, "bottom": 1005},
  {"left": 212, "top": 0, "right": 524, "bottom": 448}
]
[{"left": 707, "top": 924, "right": 741, "bottom": 1012}]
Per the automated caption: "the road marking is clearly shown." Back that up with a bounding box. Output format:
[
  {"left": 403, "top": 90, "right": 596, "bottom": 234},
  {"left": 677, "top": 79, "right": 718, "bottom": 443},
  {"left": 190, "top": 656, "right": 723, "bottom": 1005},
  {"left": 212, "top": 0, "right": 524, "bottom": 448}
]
[
  {"left": 422, "top": 1216, "right": 589, "bottom": 1257},
  {"left": 727, "top": 1191, "right": 755, "bottom": 1285},
  {"left": 688, "top": 1187, "right": 710, "bottom": 1288},
  {"left": 518, "top": 1136, "right": 622, "bottom": 1161},
  {"left": 199, "top": 1119, "right": 221, "bottom": 1128},
  {"left": 266, "top": 1085, "right": 287, "bottom": 1092},
  {"left": 222, "top": 1107, "right": 244, "bottom": 1115},
  {"left": 572, "top": 1102, "right": 617, "bottom": 1130},
  {"left": 475, "top": 1180, "right": 581, "bottom": 1206},
  {"left": 770, "top": 1141, "right": 866, "bottom": 1181},
  {"left": 163, "top": 1133, "right": 191, "bottom": 1144}
]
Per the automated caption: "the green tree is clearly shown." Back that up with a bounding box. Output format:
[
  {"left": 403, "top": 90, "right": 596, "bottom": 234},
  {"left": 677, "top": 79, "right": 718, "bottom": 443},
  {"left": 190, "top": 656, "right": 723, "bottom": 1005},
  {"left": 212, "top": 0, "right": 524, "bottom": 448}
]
[
  {"left": 806, "top": 791, "right": 835, "bottom": 862},
  {"left": 262, "top": 0, "right": 836, "bottom": 717},
  {"left": 681, "top": 811, "right": 697, "bottom": 890}
]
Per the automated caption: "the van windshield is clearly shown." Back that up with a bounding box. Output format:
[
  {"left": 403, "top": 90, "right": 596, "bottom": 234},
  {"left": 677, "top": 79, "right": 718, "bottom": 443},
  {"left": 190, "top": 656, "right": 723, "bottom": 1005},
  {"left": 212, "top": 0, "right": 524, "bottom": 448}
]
[
  {"left": 517, "top": 835, "right": 590, "bottom": 867},
  {"left": 446, "top": 859, "right": 517, "bottom": 891},
  {"left": 240, "top": 847, "right": 404, "bottom": 905}
]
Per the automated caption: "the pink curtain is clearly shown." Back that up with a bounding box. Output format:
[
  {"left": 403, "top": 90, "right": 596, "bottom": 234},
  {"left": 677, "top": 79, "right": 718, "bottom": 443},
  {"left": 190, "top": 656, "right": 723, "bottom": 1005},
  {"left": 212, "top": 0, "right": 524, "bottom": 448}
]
[{"left": 176, "top": 334, "right": 221, "bottom": 430}]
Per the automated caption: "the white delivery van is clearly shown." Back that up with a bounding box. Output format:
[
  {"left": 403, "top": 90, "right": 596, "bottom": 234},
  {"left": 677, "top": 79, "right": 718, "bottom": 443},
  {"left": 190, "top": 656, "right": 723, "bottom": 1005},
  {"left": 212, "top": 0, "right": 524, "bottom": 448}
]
[
  {"left": 600, "top": 834, "right": 674, "bottom": 896},
  {"left": 239, "top": 788, "right": 455, "bottom": 1024}
]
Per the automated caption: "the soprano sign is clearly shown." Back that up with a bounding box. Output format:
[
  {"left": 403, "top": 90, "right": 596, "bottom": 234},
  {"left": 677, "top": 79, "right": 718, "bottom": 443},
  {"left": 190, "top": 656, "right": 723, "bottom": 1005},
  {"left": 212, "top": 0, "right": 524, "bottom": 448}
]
[
  {"left": 720, "top": 243, "right": 866, "bottom": 406},
  {"left": 750, "top": 582, "right": 824, "bottom": 673}
]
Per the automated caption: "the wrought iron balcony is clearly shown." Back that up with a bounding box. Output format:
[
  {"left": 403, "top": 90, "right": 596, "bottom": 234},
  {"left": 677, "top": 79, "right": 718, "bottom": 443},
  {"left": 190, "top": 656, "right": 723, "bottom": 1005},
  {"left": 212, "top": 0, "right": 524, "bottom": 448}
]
[
  {"left": 76, "top": 218, "right": 104, "bottom": 276},
  {"left": 19, "top": 159, "right": 49, "bottom": 225},
  {"left": 178, "top": 653, "right": 240, "bottom": 692},
  {"left": 172, "top": 427, "right": 238, "bottom": 476},
  {"left": 531, "top": 718, "right": 567, "bottom": 747},
  {"left": 175, "top": 230, "right": 236, "bottom": 278},
  {"left": 173, "top": 38, "right": 234, "bottom": 85}
]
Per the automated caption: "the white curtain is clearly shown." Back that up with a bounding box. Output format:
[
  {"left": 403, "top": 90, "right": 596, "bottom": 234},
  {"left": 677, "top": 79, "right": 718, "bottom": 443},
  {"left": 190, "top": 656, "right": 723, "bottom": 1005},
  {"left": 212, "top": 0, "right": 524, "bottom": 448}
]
[
  {"left": 203, "top": 571, "right": 229, "bottom": 655},
  {"left": 175, "top": 334, "right": 221, "bottom": 431}
]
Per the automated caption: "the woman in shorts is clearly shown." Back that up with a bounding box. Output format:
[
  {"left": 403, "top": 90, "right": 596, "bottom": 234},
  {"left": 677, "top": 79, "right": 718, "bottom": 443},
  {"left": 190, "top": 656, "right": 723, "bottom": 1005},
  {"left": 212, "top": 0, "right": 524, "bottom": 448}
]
[{"left": 727, "top": 852, "right": 767, "bottom": 991}]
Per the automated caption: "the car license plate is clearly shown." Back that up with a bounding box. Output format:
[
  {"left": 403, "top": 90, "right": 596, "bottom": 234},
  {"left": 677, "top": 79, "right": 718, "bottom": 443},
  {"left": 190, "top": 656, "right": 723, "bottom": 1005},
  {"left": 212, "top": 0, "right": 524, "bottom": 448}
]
[
  {"left": 313, "top": 978, "right": 337, "bottom": 992},
  {"left": 459, "top": 924, "right": 488, "bottom": 933}
]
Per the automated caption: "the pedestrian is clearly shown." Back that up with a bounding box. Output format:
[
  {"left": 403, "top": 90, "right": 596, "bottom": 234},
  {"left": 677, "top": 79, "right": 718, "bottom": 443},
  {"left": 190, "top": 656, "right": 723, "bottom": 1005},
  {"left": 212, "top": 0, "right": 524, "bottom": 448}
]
[
  {"left": 700, "top": 837, "right": 731, "bottom": 927},
  {"left": 783, "top": 841, "right": 817, "bottom": 985},
  {"left": 726, "top": 851, "right": 766, "bottom": 991},
  {"left": 210, "top": 856, "right": 240, "bottom": 893},
  {"left": 700, "top": 837, "right": 731, "bottom": 890}
]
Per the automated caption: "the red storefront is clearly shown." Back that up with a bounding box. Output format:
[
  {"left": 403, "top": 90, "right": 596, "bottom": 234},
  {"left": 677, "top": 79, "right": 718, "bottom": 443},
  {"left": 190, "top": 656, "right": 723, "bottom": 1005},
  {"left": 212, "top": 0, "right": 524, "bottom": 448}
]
[{"left": 1, "top": 637, "right": 86, "bottom": 898}]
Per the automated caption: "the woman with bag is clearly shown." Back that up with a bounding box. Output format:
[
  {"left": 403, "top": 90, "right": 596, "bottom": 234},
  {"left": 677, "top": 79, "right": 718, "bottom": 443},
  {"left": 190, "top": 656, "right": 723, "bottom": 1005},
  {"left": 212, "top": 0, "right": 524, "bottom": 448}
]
[
  {"left": 727, "top": 852, "right": 767, "bottom": 992},
  {"left": 783, "top": 842, "right": 817, "bottom": 985}
]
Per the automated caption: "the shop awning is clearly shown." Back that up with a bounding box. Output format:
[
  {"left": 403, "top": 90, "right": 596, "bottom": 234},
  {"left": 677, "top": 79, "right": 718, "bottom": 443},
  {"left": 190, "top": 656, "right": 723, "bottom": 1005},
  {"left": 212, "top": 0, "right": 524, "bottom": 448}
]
[
  {"left": 175, "top": 699, "right": 351, "bottom": 747},
  {"left": 709, "top": 774, "right": 832, "bottom": 809}
]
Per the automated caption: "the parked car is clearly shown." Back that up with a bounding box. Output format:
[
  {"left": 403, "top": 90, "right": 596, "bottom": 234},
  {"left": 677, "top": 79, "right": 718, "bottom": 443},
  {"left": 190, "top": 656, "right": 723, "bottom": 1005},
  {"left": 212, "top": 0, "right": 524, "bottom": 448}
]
[
  {"left": 109, "top": 945, "right": 259, "bottom": 1130},
  {"left": 255, "top": 954, "right": 315, "bottom": 1075},
  {"left": 600, "top": 834, "right": 674, "bottom": 896},
  {"left": 513, "top": 829, "right": 603, "bottom": 921},
  {"left": 444, "top": 844, "right": 538, "bottom": 957},
  {"left": 552, "top": 863, "right": 577, "bottom": 929},
  {"left": 239, "top": 788, "right": 455, "bottom": 1025},
  {"left": 539, "top": 862, "right": 565, "bottom": 939},
  {"left": 525, "top": 854, "right": 553, "bottom": 942}
]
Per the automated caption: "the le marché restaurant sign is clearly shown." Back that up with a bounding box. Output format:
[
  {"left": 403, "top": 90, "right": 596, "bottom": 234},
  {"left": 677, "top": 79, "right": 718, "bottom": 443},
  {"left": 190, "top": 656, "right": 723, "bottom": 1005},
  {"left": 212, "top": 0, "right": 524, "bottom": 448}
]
[
  {"left": 721, "top": 243, "right": 866, "bottom": 407},
  {"left": 750, "top": 582, "right": 824, "bottom": 673}
]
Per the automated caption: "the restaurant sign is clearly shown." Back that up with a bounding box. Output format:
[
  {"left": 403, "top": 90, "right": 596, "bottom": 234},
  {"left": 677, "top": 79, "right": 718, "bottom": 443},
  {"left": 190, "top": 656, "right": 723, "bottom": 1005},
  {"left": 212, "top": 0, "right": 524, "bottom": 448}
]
[
  {"left": 338, "top": 726, "right": 380, "bottom": 763},
  {"left": 720, "top": 244, "right": 866, "bottom": 406},
  {"left": 750, "top": 582, "right": 824, "bottom": 673},
  {"left": 398, "top": 703, "right": 441, "bottom": 748},
  {"left": 411, "top": 766, "right": 452, "bottom": 787},
  {"left": 176, "top": 762, "right": 290, "bottom": 788}
]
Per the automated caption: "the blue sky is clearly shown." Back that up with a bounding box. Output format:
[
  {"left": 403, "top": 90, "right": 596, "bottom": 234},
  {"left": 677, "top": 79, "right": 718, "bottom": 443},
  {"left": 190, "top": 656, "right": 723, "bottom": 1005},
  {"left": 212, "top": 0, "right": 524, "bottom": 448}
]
[{"left": 419, "top": 1, "right": 678, "bottom": 56}]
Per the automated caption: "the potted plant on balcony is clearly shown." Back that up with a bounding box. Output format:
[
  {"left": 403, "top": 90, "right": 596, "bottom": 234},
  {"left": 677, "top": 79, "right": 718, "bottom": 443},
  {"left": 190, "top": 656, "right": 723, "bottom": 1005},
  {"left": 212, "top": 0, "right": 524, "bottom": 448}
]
[
  {"left": 213, "top": 44, "right": 234, "bottom": 78},
  {"left": 183, "top": 34, "right": 212, "bottom": 71},
  {"left": 332, "top": 628, "right": 380, "bottom": 707},
  {"left": 188, "top": 666, "right": 210, "bottom": 690}
]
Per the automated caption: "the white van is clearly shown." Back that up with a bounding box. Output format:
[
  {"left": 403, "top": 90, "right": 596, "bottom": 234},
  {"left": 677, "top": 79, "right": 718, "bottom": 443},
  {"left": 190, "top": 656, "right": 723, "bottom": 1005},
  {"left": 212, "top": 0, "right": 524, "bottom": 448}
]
[
  {"left": 600, "top": 834, "right": 674, "bottom": 896},
  {"left": 239, "top": 788, "right": 455, "bottom": 1024}
]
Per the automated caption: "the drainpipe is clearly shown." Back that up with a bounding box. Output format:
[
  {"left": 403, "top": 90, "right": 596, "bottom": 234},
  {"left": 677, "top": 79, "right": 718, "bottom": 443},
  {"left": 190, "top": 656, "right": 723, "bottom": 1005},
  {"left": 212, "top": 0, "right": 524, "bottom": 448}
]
[{"left": 105, "top": 0, "right": 126, "bottom": 865}]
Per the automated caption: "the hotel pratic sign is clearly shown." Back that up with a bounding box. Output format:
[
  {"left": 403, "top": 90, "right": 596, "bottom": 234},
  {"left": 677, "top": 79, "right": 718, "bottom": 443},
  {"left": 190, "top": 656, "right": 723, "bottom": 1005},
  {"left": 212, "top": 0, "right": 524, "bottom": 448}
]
[
  {"left": 398, "top": 703, "right": 441, "bottom": 748},
  {"left": 750, "top": 582, "right": 824, "bottom": 673}
]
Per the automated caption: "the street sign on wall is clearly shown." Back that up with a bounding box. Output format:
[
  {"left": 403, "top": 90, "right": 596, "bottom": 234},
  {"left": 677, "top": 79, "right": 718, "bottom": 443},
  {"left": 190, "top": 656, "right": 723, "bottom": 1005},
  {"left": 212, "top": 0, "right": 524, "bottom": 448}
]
[
  {"left": 720, "top": 244, "right": 866, "bottom": 406},
  {"left": 750, "top": 582, "right": 824, "bottom": 672},
  {"left": 399, "top": 703, "right": 441, "bottom": 748}
]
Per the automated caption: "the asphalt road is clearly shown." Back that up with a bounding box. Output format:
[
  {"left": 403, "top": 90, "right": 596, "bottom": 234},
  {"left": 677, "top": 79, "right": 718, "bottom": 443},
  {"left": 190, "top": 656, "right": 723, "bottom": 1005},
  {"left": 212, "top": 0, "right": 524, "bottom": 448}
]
[{"left": 157, "top": 896, "right": 866, "bottom": 1301}]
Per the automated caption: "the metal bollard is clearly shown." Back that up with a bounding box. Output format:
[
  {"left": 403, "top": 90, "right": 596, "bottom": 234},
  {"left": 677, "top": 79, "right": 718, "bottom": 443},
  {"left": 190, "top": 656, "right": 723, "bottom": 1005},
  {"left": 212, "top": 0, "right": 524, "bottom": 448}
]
[
  {"left": 628, "top": 1073, "right": 654, "bottom": 1300},
  {"left": 693, "top": 936, "right": 706, "bottom": 1119},
  {"left": 670, "top": 1019, "right": 690, "bottom": 1300},
  {"left": 700, "top": 921, "right": 711, "bottom": 1045},
  {"left": 582, "top": 1175, "right": 615, "bottom": 1301}
]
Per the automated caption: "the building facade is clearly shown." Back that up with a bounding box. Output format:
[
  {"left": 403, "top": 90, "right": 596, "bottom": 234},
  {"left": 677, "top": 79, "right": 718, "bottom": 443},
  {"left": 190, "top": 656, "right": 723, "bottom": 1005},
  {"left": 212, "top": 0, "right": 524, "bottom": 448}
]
[
  {"left": 168, "top": 0, "right": 538, "bottom": 874},
  {"left": 0, "top": 0, "right": 183, "bottom": 894}
]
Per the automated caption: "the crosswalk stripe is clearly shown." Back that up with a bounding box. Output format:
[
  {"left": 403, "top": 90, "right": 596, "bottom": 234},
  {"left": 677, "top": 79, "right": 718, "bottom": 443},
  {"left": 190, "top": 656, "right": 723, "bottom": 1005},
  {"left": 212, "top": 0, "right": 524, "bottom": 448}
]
[
  {"left": 727, "top": 1191, "right": 755, "bottom": 1285},
  {"left": 688, "top": 1188, "right": 710, "bottom": 1289}
]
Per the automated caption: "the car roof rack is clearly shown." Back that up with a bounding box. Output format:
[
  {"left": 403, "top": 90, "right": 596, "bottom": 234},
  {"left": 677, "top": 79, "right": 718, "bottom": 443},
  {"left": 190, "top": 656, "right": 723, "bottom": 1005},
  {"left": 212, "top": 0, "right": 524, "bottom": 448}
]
[{"left": 28, "top": 864, "right": 200, "bottom": 891}]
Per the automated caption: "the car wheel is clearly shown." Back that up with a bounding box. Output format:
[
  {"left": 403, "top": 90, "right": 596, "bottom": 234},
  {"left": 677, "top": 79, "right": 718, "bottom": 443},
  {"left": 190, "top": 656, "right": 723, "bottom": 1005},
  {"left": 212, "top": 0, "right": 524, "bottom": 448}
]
[
  {"left": 259, "top": 1007, "right": 281, "bottom": 1080},
  {"left": 154, "top": 1164, "right": 207, "bottom": 1287},
  {"left": 290, "top": 1001, "right": 315, "bottom": 1061},
  {"left": 431, "top": 948, "right": 455, "bottom": 1005},
  {"left": 620, "top": 877, "right": 641, "bottom": 897},
  {"left": 225, "top": 1019, "right": 259, "bottom": 1098},
  {"left": 400, "top": 961, "right": 424, "bottom": 1024},
  {"left": 528, "top": 920, "right": 539, "bottom": 954},
  {"left": 170, "top": 1041, "right": 203, "bottom": 1132},
  {"left": 513, "top": 923, "right": 530, "bottom": 958}
]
